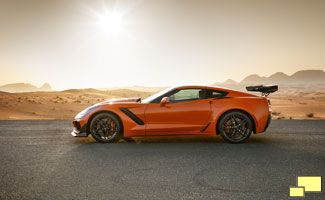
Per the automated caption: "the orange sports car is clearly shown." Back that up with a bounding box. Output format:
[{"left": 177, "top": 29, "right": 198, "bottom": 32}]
[{"left": 72, "top": 85, "right": 278, "bottom": 143}]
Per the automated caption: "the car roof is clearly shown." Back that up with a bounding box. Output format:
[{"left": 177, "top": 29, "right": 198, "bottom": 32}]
[
  {"left": 172, "top": 85, "right": 257, "bottom": 97},
  {"left": 172, "top": 85, "right": 232, "bottom": 92}
]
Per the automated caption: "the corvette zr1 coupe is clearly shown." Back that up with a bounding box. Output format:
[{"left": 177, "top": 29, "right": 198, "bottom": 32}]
[{"left": 72, "top": 85, "right": 278, "bottom": 143}]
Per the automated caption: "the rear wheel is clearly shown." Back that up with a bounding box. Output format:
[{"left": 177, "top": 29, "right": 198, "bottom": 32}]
[
  {"left": 218, "top": 111, "right": 252, "bottom": 143},
  {"left": 90, "top": 113, "right": 122, "bottom": 143}
]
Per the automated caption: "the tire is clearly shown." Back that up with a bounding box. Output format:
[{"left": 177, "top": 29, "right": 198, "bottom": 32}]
[
  {"left": 89, "top": 112, "right": 122, "bottom": 143},
  {"left": 218, "top": 111, "right": 253, "bottom": 143}
]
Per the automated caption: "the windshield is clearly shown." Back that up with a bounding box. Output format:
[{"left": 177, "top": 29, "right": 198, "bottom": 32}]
[{"left": 142, "top": 87, "right": 174, "bottom": 103}]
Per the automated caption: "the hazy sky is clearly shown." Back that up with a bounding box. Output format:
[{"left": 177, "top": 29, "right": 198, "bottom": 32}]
[{"left": 0, "top": 0, "right": 324, "bottom": 90}]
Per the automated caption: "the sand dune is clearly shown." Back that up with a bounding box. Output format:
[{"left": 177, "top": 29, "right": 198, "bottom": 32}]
[
  {"left": 0, "top": 89, "right": 152, "bottom": 120},
  {"left": 270, "top": 91, "right": 325, "bottom": 119},
  {"left": 0, "top": 88, "right": 324, "bottom": 120}
]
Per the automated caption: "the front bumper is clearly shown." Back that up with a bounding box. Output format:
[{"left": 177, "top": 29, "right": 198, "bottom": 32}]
[
  {"left": 71, "top": 130, "right": 88, "bottom": 137},
  {"left": 71, "top": 120, "right": 88, "bottom": 137}
]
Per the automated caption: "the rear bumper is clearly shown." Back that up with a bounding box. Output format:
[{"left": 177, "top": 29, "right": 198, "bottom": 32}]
[
  {"left": 71, "top": 120, "right": 88, "bottom": 137},
  {"left": 264, "top": 114, "right": 272, "bottom": 132}
]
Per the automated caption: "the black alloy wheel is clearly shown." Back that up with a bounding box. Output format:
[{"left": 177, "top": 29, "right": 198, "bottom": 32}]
[
  {"left": 218, "top": 111, "right": 253, "bottom": 143},
  {"left": 90, "top": 113, "right": 122, "bottom": 143}
]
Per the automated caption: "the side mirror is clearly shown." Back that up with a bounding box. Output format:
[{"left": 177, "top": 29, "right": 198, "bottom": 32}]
[{"left": 160, "top": 97, "right": 170, "bottom": 107}]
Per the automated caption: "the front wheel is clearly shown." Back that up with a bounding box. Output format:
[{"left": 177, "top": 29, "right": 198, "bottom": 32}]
[
  {"left": 218, "top": 111, "right": 253, "bottom": 143},
  {"left": 89, "top": 113, "right": 122, "bottom": 143}
]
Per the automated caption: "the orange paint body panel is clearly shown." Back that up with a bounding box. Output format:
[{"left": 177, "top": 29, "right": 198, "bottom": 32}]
[
  {"left": 145, "top": 99, "right": 211, "bottom": 135},
  {"left": 72, "top": 85, "right": 272, "bottom": 138}
]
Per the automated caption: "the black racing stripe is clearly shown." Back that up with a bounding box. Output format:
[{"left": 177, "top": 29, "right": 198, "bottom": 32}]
[
  {"left": 200, "top": 122, "right": 211, "bottom": 132},
  {"left": 120, "top": 108, "right": 145, "bottom": 125}
]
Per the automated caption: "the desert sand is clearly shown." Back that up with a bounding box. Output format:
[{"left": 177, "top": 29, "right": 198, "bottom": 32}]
[
  {"left": 270, "top": 90, "right": 325, "bottom": 119},
  {"left": 1, "top": 69, "right": 325, "bottom": 120},
  {"left": 0, "top": 88, "right": 324, "bottom": 120},
  {"left": 0, "top": 89, "right": 325, "bottom": 120},
  {"left": 0, "top": 89, "right": 152, "bottom": 120}
]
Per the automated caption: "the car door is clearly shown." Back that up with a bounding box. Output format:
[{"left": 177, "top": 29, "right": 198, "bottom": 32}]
[{"left": 144, "top": 88, "right": 211, "bottom": 135}]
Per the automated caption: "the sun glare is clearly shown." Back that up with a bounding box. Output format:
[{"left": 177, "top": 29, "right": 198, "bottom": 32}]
[{"left": 97, "top": 12, "right": 125, "bottom": 37}]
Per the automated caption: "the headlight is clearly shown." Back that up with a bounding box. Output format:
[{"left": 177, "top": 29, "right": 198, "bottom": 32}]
[{"left": 75, "top": 105, "right": 98, "bottom": 118}]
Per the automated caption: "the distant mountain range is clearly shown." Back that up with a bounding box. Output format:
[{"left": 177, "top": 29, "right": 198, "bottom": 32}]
[
  {"left": 215, "top": 69, "right": 325, "bottom": 86},
  {"left": 0, "top": 69, "right": 324, "bottom": 93},
  {"left": 0, "top": 83, "right": 53, "bottom": 93}
]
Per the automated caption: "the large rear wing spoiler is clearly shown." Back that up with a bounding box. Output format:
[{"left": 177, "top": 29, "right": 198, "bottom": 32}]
[{"left": 246, "top": 85, "right": 278, "bottom": 96}]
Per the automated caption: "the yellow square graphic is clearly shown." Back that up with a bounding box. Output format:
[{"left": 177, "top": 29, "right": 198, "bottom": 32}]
[
  {"left": 290, "top": 187, "right": 305, "bottom": 197},
  {"left": 297, "top": 176, "right": 322, "bottom": 192}
]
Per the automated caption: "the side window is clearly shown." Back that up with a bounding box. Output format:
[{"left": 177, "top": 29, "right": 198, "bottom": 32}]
[
  {"left": 212, "top": 91, "right": 225, "bottom": 98},
  {"left": 206, "top": 89, "right": 228, "bottom": 98},
  {"left": 169, "top": 89, "right": 204, "bottom": 103}
]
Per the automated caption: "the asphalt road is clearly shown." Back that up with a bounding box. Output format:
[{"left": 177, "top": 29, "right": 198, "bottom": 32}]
[{"left": 0, "top": 120, "right": 324, "bottom": 200}]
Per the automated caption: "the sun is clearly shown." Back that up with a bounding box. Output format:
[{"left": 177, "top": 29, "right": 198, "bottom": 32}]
[{"left": 97, "top": 12, "right": 125, "bottom": 37}]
